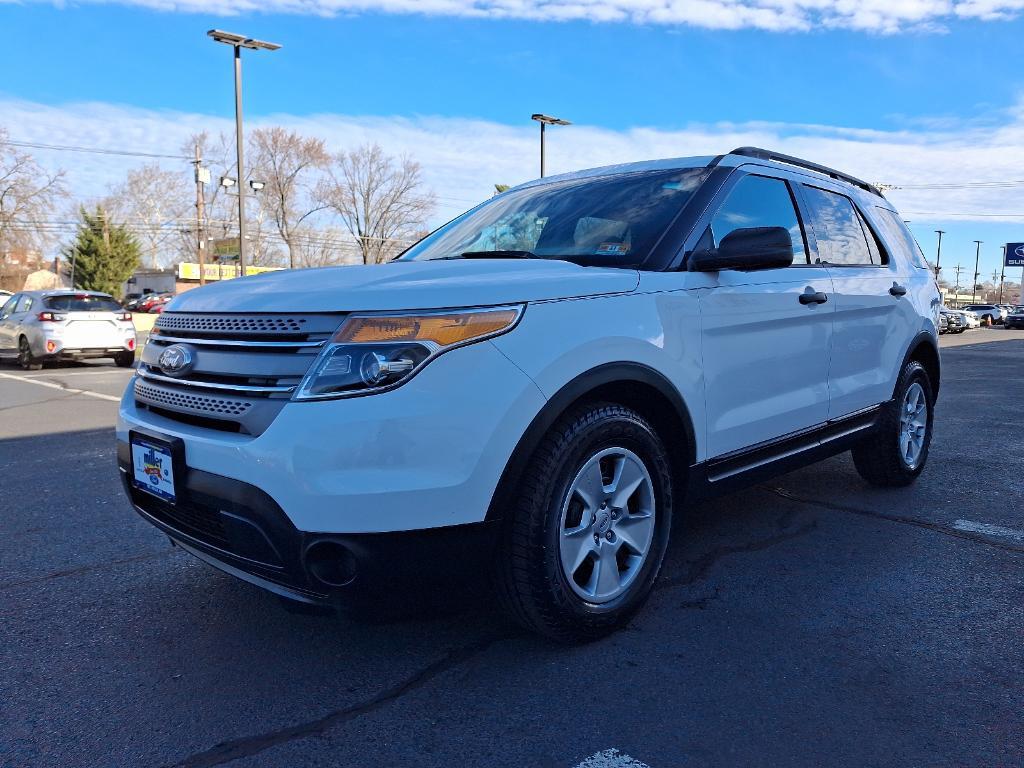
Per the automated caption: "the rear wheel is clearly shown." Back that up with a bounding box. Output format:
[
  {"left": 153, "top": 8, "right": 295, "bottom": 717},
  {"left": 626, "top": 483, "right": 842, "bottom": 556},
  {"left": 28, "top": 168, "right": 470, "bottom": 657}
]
[
  {"left": 495, "top": 402, "right": 674, "bottom": 643},
  {"left": 114, "top": 351, "right": 134, "bottom": 368},
  {"left": 18, "top": 336, "right": 41, "bottom": 371},
  {"left": 852, "top": 360, "right": 933, "bottom": 487}
]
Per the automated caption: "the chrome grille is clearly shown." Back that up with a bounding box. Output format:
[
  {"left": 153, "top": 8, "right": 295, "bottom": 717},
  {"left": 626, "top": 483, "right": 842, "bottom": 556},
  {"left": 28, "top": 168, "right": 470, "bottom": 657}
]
[
  {"left": 155, "top": 313, "right": 309, "bottom": 336},
  {"left": 134, "top": 380, "right": 253, "bottom": 417},
  {"left": 135, "top": 311, "right": 344, "bottom": 435}
]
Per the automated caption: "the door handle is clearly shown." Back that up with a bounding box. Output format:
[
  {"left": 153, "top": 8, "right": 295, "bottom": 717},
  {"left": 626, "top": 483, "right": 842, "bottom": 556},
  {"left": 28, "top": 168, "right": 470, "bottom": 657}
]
[
  {"left": 799, "top": 290, "right": 828, "bottom": 305},
  {"left": 889, "top": 283, "right": 907, "bottom": 297}
]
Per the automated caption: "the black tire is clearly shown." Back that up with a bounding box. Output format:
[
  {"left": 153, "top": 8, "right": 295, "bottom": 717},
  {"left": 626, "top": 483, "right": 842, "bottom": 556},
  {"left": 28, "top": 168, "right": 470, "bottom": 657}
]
[
  {"left": 851, "top": 360, "right": 934, "bottom": 487},
  {"left": 114, "top": 351, "right": 134, "bottom": 368},
  {"left": 18, "top": 336, "right": 41, "bottom": 371},
  {"left": 495, "top": 402, "right": 674, "bottom": 643}
]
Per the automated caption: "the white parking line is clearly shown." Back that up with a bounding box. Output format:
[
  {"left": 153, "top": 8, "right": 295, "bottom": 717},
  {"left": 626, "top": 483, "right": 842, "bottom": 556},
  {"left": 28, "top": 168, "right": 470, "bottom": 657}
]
[
  {"left": 574, "top": 749, "right": 652, "bottom": 768},
  {"left": 0, "top": 371, "right": 122, "bottom": 403},
  {"left": 18, "top": 368, "right": 132, "bottom": 378},
  {"left": 953, "top": 520, "right": 1024, "bottom": 543}
]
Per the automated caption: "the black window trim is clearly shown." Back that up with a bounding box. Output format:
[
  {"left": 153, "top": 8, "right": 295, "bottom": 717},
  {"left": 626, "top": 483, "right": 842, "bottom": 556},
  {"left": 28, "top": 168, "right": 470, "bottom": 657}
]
[
  {"left": 799, "top": 183, "right": 889, "bottom": 269},
  {"left": 673, "top": 167, "right": 817, "bottom": 271}
]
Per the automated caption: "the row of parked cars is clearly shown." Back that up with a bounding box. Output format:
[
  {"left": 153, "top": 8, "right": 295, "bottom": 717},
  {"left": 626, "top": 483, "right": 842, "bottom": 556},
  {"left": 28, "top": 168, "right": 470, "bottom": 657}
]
[
  {"left": 124, "top": 292, "right": 174, "bottom": 313},
  {"left": 939, "top": 303, "right": 1024, "bottom": 334}
]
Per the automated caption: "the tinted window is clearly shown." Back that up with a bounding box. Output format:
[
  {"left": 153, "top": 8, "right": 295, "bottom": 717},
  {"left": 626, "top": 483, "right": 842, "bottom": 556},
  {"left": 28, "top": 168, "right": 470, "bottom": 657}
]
[
  {"left": 874, "top": 208, "right": 928, "bottom": 269},
  {"left": 708, "top": 175, "right": 807, "bottom": 263},
  {"left": 802, "top": 186, "right": 874, "bottom": 266},
  {"left": 401, "top": 168, "right": 707, "bottom": 268},
  {"left": 44, "top": 294, "right": 122, "bottom": 312},
  {"left": 15, "top": 295, "right": 34, "bottom": 313}
]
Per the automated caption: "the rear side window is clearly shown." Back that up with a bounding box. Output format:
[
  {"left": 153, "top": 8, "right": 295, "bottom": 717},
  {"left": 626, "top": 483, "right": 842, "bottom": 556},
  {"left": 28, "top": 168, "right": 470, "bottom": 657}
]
[
  {"left": 44, "top": 294, "right": 122, "bottom": 312},
  {"left": 15, "top": 295, "right": 34, "bottom": 313},
  {"left": 709, "top": 175, "right": 808, "bottom": 263},
  {"left": 873, "top": 207, "right": 929, "bottom": 270},
  {"left": 802, "top": 186, "right": 875, "bottom": 266}
]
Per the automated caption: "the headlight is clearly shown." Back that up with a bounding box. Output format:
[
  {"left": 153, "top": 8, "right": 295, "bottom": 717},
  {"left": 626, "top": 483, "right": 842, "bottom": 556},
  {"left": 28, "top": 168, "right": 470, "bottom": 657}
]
[{"left": 293, "top": 305, "right": 523, "bottom": 400}]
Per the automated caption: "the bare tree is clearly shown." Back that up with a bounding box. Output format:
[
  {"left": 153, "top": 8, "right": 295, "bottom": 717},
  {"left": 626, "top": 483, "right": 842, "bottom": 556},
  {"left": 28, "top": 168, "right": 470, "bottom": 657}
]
[
  {"left": 250, "top": 127, "right": 329, "bottom": 269},
  {"left": 184, "top": 131, "right": 282, "bottom": 268},
  {"left": 319, "top": 144, "right": 434, "bottom": 265},
  {"left": 0, "top": 127, "right": 67, "bottom": 258},
  {"left": 104, "top": 162, "right": 192, "bottom": 269}
]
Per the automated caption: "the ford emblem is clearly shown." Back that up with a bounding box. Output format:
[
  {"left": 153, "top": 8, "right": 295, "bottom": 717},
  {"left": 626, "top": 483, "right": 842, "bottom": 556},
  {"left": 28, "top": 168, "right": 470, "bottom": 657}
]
[{"left": 158, "top": 344, "right": 195, "bottom": 377}]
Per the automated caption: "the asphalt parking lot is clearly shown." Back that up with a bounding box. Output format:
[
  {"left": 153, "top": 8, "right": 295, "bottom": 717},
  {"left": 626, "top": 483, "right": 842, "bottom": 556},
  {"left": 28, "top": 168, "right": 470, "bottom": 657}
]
[{"left": 2, "top": 332, "right": 1023, "bottom": 768}]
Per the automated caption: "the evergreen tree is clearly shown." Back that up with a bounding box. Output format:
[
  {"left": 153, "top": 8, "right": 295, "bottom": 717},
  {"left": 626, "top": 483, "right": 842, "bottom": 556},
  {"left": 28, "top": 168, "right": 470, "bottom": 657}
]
[{"left": 63, "top": 207, "right": 141, "bottom": 296}]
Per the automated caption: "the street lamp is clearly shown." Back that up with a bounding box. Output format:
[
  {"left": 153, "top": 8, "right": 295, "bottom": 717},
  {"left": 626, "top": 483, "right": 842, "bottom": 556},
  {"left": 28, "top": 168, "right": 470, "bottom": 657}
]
[
  {"left": 934, "top": 230, "right": 944, "bottom": 280},
  {"left": 972, "top": 240, "right": 983, "bottom": 304},
  {"left": 208, "top": 29, "right": 281, "bottom": 277},
  {"left": 531, "top": 113, "right": 571, "bottom": 178}
]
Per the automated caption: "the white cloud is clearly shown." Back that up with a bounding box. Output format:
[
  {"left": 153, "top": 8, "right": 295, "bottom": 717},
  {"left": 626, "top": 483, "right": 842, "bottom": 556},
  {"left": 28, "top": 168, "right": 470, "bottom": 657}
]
[
  {"left": 15, "top": 0, "right": 1024, "bottom": 33},
  {"left": 4, "top": 96, "right": 1024, "bottom": 231}
]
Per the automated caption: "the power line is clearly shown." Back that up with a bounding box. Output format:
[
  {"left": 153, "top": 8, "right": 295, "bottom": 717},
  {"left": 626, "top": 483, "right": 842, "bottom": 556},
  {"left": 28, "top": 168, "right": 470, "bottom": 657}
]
[{"left": 6, "top": 139, "right": 191, "bottom": 161}]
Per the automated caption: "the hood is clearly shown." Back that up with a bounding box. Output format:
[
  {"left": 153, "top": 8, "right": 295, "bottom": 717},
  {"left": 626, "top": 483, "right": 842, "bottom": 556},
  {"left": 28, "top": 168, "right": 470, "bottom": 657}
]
[{"left": 165, "top": 259, "right": 640, "bottom": 313}]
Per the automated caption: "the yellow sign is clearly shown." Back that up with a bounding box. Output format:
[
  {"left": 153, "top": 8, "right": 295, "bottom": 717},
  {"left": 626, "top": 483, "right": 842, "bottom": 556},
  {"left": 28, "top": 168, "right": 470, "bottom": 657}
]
[{"left": 177, "top": 263, "right": 282, "bottom": 281}]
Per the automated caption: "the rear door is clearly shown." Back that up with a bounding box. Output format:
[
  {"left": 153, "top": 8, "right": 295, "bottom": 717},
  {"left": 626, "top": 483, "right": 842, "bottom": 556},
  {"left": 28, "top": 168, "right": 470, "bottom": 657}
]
[
  {"left": 695, "top": 172, "right": 835, "bottom": 458},
  {"left": 798, "top": 184, "right": 918, "bottom": 417}
]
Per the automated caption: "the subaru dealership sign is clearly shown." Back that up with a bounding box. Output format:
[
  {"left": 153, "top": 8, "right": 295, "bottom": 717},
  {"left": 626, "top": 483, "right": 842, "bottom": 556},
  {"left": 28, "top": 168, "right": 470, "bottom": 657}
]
[{"left": 1006, "top": 243, "right": 1024, "bottom": 268}]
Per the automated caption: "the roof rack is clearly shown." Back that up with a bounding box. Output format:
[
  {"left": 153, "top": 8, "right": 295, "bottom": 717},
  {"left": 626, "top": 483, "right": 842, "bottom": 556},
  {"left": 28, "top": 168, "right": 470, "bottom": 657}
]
[{"left": 726, "top": 146, "right": 884, "bottom": 197}]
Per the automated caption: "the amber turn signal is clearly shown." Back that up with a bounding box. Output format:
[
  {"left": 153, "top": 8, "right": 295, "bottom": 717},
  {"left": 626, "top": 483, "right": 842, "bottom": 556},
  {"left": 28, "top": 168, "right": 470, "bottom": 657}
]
[{"left": 333, "top": 307, "right": 520, "bottom": 348}]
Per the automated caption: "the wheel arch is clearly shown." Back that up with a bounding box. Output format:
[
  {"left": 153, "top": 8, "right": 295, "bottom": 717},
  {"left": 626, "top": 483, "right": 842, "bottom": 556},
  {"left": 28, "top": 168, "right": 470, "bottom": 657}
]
[
  {"left": 485, "top": 362, "right": 697, "bottom": 522},
  {"left": 900, "top": 332, "right": 941, "bottom": 400}
]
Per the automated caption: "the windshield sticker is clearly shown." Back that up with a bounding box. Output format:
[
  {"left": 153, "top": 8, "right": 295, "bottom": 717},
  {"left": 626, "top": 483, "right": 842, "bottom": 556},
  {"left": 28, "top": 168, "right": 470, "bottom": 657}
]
[{"left": 596, "top": 242, "right": 629, "bottom": 256}]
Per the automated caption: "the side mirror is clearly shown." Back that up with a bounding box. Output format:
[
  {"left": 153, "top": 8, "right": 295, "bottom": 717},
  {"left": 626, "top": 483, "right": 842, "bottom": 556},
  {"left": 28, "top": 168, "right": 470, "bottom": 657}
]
[{"left": 689, "top": 226, "right": 795, "bottom": 272}]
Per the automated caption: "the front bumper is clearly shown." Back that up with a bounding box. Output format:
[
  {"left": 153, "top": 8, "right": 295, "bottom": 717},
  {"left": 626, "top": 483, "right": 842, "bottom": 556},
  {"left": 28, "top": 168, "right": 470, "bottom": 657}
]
[
  {"left": 116, "top": 339, "right": 546, "bottom": 534},
  {"left": 117, "top": 442, "right": 499, "bottom": 604}
]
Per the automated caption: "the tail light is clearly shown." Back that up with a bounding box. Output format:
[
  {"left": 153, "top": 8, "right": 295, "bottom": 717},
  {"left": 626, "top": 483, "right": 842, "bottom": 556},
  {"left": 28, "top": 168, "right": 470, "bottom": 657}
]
[
  {"left": 46, "top": 340, "right": 57, "bottom": 353},
  {"left": 126, "top": 338, "right": 136, "bottom": 351},
  {"left": 37, "top": 311, "right": 66, "bottom": 322}
]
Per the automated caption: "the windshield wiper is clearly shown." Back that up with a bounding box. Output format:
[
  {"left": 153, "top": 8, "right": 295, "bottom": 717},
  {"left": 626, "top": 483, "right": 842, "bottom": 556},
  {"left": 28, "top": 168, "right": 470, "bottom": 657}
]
[{"left": 459, "top": 250, "right": 539, "bottom": 259}]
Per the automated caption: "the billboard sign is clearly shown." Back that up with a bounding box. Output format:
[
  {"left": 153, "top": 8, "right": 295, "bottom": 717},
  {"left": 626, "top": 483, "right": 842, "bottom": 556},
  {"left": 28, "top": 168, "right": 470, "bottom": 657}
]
[
  {"left": 177, "top": 262, "right": 281, "bottom": 281},
  {"left": 1006, "top": 243, "right": 1024, "bottom": 268}
]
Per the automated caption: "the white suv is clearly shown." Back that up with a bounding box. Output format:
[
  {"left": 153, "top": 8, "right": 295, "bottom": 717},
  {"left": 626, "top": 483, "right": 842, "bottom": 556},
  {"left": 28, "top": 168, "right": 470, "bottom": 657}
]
[{"left": 117, "top": 147, "right": 940, "bottom": 642}]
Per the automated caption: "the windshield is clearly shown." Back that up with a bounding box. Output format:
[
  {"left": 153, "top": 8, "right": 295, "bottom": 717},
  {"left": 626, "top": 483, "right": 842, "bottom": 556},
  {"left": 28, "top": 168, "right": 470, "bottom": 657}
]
[
  {"left": 45, "top": 294, "right": 122, "bottom": 312},
  {"left": 400, "top": 168, "right": 707, "bottom": 268}
]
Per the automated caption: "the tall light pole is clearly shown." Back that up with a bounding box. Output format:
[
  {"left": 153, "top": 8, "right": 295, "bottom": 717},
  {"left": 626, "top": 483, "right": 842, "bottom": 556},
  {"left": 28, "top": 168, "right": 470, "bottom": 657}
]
[
  {"left": 934, "top": 230, "right": 944, "bottom": 280},
  {"left": 972, "top": 240, "right": 983, "bottom": 304},
  {"left": 531, "top": 113, "right": 571, "bottom": 178},
  {"left": 999, "top": 246, "right": 1006, "bottom": 303},
  {"left": 208, "top": 29, "right": 280, "bottom": 277}
]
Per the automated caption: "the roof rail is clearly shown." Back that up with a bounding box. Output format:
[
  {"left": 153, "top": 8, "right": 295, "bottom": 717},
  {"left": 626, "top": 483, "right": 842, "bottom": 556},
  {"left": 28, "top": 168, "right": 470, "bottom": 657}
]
[{"left": 727, "top": 147, "right": 884, "bottom": 197}]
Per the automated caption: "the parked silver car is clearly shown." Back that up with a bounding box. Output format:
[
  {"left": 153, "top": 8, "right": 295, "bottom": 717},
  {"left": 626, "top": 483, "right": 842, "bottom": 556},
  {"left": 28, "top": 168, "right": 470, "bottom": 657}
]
[{"left": 0, "top": 290, "right": 136, "bottom": 370}]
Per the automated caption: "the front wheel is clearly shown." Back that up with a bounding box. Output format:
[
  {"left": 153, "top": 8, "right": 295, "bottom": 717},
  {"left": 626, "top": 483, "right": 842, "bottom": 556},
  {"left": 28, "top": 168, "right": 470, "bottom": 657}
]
[
  {"left": 851, "top": 360, "right": 934, "bottom": 487},
  {"left": 495, "top": 402, "right": 674, "bottom": 643}
]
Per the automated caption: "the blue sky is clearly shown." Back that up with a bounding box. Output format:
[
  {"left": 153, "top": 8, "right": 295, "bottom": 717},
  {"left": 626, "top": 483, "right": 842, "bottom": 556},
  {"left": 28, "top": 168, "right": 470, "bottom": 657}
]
[{"left": 2, "top": 0, "right": 1024, "bottom": 282}]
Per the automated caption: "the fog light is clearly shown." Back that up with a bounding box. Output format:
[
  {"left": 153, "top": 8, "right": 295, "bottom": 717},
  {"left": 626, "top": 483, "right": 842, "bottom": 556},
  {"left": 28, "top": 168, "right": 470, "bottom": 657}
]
[
  {"left": 127, "top": 338, "right": 136, "bottom": 351},
  {"left": 46, "top": 340, "right": 56, "bottom": 353}
]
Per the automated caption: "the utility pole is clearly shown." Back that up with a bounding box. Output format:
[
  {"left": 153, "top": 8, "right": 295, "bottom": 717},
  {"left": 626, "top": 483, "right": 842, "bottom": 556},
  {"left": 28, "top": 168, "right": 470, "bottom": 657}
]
[
  {"left": 193, "top": 144, "right": 209, "bottom": 286},
  {"left": 998, "top": 246, "right": 1006, "bottom": 303},
  {"left": 953, "top": 264, "right": 963, "bottom": 305},
  {"left": 934, "top": 230, "right": 944, "bottom": 279},
  {"left": 972, "top": 241, "right": 982, "bottom": 304}
]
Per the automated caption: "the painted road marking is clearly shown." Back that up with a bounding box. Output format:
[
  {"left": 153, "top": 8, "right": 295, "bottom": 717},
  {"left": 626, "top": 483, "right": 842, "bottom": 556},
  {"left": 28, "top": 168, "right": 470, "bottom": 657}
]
[
  {"left": 18, "top": 368, "right": 133, "bottom": 378},
  {"left": 953, "top": 520, "right": 1024, "bottom": 543},
  {"left": 574, "top": 749, "right": 652, "bottom": 768},
  {"left": 0, "top": 371, "right": 122, "bottom": 403}
]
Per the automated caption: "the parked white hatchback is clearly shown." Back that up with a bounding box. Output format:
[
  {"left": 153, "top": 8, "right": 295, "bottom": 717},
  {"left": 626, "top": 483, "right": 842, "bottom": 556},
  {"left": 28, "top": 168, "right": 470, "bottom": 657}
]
[
  {"left": 117, "top": 147, "right": 940, "bottom": 641},
  {"left": 0, "top": 290, "right": 136, "bottom": 369}
]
